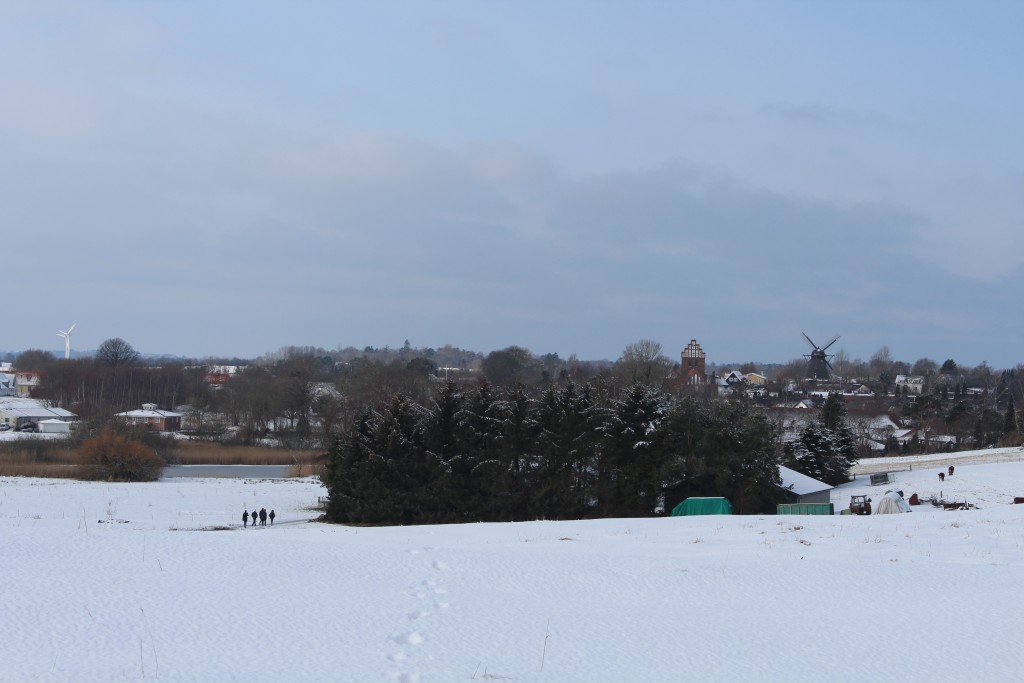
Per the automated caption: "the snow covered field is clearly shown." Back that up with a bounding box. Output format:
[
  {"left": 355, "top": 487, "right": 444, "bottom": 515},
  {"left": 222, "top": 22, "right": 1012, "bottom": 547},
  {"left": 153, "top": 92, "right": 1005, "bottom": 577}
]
[{"left": 3, "top": 452, "right": 1024, "bottom": 682}]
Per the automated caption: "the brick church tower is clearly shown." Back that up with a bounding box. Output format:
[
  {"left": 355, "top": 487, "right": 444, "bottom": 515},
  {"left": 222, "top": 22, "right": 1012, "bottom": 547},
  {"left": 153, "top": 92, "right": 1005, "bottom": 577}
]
[{"left": 681, "top": 339, "right": 707, "bottom": 385}]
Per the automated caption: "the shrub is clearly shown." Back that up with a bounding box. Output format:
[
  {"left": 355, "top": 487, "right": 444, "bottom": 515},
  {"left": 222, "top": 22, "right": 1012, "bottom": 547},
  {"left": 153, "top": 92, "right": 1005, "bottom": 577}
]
[{"left": 78, "top": 428, "right": 165, "bottom": 481}]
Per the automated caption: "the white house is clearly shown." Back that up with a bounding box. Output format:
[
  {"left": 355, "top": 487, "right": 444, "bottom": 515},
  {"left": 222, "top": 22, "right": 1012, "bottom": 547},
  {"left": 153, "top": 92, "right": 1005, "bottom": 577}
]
[
  {"left": 116, "top": 403, "right": 183, "bottom": 432},
  {"left": 0, "top": 373, "right": 16, "bottom": 397},
  {"left": 14, "top": 372, "right": 40, "bottom": 398},
  {"left": 894, "top": 375, "right": 925, "bottom": 395}
]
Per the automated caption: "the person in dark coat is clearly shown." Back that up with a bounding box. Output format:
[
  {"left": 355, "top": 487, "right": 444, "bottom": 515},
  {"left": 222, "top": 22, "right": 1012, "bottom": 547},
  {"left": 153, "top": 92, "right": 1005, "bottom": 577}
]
[
  {"left": 243, "top": 510, "right": 249, "bottom": 528},
  {"left": 269, "top": 509, "right": 275, "bottom": 525},
  {"left": 259, "top": 508, "right": 267, "bottom": 526},
  {"left": 948, "top": 465, "right": 955, "bottom": 476}
]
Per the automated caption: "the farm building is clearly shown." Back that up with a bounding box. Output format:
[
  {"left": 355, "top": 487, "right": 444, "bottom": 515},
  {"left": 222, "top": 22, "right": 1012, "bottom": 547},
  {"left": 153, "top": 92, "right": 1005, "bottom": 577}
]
[
  {"left": 0, "top": 397, "right": 78, "bottom": 431},
  {"left": 778, "top": 465, "right": 833, "bottom": 505}
]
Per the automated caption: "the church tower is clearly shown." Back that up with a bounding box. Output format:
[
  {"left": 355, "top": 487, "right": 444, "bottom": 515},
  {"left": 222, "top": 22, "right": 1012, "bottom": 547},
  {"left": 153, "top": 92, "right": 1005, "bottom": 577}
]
[{"left": 681, "top": 339, "right": 707, "bottom": 385}]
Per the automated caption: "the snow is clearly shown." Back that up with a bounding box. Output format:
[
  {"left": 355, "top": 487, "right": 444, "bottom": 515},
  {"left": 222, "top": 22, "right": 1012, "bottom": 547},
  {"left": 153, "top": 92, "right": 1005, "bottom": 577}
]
[
  {"left": 779, "top": 464, "right": 832, "bottom": 495},
  {"left": 852, "top": 445, "right": 1024, "bottom": 470},
  {"left": 0, "top": 430, "right": 66, "bottom": 442},
  {"left": 3, "top": 454, "right": 1024, "bottom": 682}
]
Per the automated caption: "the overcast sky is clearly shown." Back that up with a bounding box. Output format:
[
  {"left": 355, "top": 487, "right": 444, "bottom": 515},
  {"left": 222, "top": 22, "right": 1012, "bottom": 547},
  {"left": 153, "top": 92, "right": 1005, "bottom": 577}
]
[{"left": 3, "top": 1, "right": 1022, "bottom": 367}]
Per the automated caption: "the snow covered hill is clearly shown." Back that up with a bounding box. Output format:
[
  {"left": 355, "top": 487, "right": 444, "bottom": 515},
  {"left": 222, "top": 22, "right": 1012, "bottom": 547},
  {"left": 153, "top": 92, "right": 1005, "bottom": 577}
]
[{"left": 2, "top": 451, "right": 1024, "bottom": 682}]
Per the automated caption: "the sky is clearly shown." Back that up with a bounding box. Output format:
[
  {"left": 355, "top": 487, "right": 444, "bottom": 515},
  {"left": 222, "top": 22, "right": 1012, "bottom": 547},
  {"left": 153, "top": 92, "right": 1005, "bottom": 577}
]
[{"left": 2, "top": 1, "right": 1023, "bottom": 367}]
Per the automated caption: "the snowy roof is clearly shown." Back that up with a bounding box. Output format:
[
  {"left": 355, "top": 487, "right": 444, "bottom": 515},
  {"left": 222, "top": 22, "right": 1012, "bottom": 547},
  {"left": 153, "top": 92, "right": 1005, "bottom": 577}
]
[
  {"left": 775, "top": 399, "right": 818, "bottom": 409},
  {"left": 779, "top": 465, "right": 833, "bottom": 495},
  {"left": 117, "top": 408, "right": 183, "bottom": 418},
  {"left": 0, "top": 397, "right": 77, "bottom": 419}
]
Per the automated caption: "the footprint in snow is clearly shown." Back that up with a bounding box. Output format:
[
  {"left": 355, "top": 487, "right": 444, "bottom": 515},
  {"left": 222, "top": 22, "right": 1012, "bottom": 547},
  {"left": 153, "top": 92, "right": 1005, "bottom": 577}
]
[
  {"left": 391, "top": 631, "right": 424, "bottom": 646},
  {"left": 398, "top": 672, "right": 421, "bottom": 683},
  {"left": 432, "top": 560, "right": 447, "bottom": 570},
  {"left": 407, "top": 610, "right": 429, "bottom": 620}
]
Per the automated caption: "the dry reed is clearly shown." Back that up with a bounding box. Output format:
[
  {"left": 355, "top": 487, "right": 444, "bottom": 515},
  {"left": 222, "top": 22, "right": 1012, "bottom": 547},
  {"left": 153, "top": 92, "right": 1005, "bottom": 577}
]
[
  {"left": 174, "top": 442, "right": 322, "bottom": 466},
  {"left": 0, "top": 438, "right": 324, "bottom": 479},
  {"left": 286, "top": 462, "right": 325, "bottom": 478},
  {"left": 0, "top": 462, "right": 82, "bottom": 478}
]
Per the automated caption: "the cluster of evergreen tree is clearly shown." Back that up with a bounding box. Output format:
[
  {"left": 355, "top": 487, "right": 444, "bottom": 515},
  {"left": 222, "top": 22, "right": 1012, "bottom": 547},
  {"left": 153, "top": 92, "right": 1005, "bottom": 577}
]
[
  {"left": 321, "top": 380, "right": 784, "bottom": 525},
  {"left": 782, "top": 393, "right": 857, "bottom": 486}
]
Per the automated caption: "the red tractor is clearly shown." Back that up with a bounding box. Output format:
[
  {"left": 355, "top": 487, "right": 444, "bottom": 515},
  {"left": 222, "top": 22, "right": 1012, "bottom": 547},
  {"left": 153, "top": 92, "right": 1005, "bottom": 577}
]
[{"left": 849, "top": 495, "right": 872, "bottom": 515}]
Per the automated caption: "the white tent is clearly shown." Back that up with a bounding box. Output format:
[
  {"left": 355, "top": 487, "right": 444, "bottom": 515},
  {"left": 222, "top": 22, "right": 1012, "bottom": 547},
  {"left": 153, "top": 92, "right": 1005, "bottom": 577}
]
[{"left": 874, "top": 490, "right": 913, "bottom": 514}]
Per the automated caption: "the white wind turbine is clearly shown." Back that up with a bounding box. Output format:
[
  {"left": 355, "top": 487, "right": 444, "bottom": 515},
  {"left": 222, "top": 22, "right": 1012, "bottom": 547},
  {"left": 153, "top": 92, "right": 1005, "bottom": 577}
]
[{"left": 56, "top": 323, "right": 77, "bottom": 360}]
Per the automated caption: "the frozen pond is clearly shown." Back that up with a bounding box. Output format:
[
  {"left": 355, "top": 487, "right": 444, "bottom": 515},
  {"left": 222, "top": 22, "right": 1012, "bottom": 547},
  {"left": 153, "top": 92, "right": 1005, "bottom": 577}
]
[{"left": 162, "top": 464, "right": 292, "bottom": 479}]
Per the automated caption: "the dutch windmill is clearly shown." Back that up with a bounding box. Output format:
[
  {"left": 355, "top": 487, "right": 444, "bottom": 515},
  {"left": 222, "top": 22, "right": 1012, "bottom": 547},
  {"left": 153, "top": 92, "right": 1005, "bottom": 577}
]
[{"left": 801, "top": 332, "right": 839, "bottom": 381}]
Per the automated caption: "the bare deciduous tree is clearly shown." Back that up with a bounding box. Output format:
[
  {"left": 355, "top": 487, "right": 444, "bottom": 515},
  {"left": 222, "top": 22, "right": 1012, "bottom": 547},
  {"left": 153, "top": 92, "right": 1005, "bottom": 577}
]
[
  {"left": 482, "top": 346, "right": 535, "bottom": 386},
  {"left": 14, "top": 349, "right": 56, "bottom": 372},
  {"left": 617, "top": 339, "right": 671, "bottom": 387},
  {"left": 95, "top": 338, "right": 140, "bottom": 367}
]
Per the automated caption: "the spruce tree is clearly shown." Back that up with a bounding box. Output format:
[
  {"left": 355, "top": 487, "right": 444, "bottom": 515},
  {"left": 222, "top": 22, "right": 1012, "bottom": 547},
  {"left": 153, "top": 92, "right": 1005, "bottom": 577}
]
[
  {"left": 784, "top": 393, "right": 856, "bottom": 486},
  {"left": 450, "top": 380, "right": 503, "bottom": 521},
  {"left": 494, "top": 382, "right": 540, "bottom": 520},
  {"left": 373, "top": 394, "right": 449, "bottom": 524},
  {"left": 1005, "top": 395, "right": 1017, "bottom": 433},
  {"left": 535, "top": 382, "right": 599, "bottom": 517},
  {"left": 597, "top": 384, "right": 667, "bottom": 517},
  {"left": 322, "top": 410, "right": 389, "bottom": 524}
]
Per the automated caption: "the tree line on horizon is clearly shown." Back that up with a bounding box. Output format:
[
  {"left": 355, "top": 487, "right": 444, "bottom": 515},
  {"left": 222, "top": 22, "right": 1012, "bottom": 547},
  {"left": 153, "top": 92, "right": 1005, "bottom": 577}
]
[{"left": 9, "top": 338, "right": 1024, "bottom": 457}]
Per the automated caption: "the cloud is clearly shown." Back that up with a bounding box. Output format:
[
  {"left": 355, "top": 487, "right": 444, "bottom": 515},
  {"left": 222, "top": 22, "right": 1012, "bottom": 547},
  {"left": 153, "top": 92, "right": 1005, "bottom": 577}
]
[
  {"left": 761, "top": 102, "right": 902, "bottom": 130},
  {"left": 2, "top": 3, "right": 1022, "bottom": 365},
  {"left": 4, "top": 89, "right": 1016, "bottom": 363}
]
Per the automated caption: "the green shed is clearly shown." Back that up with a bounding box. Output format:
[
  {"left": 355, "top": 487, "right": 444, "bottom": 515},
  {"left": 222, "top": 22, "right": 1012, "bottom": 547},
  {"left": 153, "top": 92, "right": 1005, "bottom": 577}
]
[
  {"left": 670, "top": 497, "right": 733, "bottom": 516},
  {"left": 776, "top": 503, "right": 835, "bottom": 516}
]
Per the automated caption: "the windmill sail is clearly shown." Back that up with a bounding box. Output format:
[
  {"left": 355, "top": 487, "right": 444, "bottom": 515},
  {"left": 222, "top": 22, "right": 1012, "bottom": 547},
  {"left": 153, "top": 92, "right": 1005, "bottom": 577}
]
[{"left": 802, "top": 332, "right": 839, "bottom": 381}]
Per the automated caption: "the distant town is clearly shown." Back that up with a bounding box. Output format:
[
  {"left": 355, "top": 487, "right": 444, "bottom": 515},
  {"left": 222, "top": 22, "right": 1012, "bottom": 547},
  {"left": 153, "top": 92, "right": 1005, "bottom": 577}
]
[{"left": 3, "top": 334, "right": 1019, "bottom": 462}]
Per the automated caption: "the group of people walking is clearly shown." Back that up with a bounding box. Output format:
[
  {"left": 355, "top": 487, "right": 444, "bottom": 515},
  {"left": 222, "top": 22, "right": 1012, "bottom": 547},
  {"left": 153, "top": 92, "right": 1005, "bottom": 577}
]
[{"left": 243, "top": 508, "right": 274, "bottom": 527}]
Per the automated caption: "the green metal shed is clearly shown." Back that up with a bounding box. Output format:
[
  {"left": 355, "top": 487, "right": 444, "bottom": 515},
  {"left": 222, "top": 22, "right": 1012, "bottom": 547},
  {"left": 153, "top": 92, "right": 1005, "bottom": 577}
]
[
  {"left": 776, "top": 503, "right": 835, "bottom": 516},
  {"left": 670, "top": 497, "right": 733, "bottom": 516}
]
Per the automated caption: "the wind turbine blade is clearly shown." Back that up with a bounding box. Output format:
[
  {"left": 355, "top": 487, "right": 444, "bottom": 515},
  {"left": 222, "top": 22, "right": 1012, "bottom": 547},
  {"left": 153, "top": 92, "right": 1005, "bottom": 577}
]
[
  {"left": 822, "top": 335, "right": 840, "bottom": 351},
  {"left": 68, "top": 323, "right": 77, "bottom": 334},
  {"left": 801, "top": 332, "right": 816, "bottom": 350}
]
